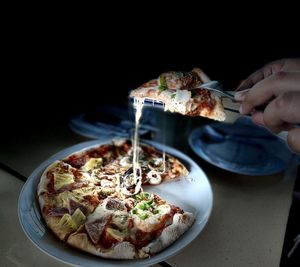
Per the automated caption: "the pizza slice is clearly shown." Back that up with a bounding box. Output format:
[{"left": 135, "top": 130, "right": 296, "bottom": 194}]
[{"left": 130, "top": 68, "right": 226, "bottom": 121}]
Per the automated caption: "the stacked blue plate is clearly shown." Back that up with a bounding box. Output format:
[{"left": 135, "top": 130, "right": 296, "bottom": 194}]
[
  {"left": 188, "top": 117, "right": 297, "bottom": 175},
  {"left": 69, "top": 104, "right": 159, "bottom": 139}
]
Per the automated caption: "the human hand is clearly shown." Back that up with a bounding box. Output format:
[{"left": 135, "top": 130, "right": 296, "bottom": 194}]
[
  {"left": 237, "top": 58, "right": 300, "bottom": 91},
  {"left": 234, "top": 58, "right": 300, "bottom": 153}
]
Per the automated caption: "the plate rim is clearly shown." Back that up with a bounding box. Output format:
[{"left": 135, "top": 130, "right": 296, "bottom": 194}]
[{"left": 18, "top": 138, "right": 213, "bottom": 267}]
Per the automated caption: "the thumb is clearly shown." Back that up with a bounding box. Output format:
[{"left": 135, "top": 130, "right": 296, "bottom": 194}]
[{"left": 287, "top": 128, "right": 300, "bottom": 154}]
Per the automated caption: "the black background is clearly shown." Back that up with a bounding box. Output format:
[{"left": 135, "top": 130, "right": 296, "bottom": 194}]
[{"left": 2, "top": 13, "right": 299, "bottom": 137}]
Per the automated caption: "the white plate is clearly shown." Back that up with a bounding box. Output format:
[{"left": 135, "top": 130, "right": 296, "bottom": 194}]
[{"left": 18, "top": 139, "right": 213, "bottom": 267}]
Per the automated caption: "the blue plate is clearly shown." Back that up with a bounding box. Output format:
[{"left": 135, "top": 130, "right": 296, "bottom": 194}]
[
  {"left": 69, "top": 104, "right": 159, "bottom": 139},
  {"left": 188, "top": 117, "right": 295, "bottom": 175}
]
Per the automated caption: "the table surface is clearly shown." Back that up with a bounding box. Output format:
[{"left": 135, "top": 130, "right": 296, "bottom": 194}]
[{"left": 0, "top": 109, "right": 298, "bottom": 267}]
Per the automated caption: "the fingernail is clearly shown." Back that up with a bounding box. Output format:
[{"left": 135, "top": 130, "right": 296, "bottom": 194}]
[
  {"left": 234, "top": 89, "right": 249, "bottom": 101},
  {"left": 239, "top": 105, "right": 243, "bottom": 114}
]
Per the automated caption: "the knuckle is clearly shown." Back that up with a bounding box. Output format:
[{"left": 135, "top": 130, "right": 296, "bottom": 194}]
[
  {"left": 287, "top": 129, "right": 300, "bottom": 153},
  {"left": 273, "top": 71, "right": 287, "bottom": 81},
  {"left": 273, "top": 94, "right": 287, "bottom": 110},
  {"left": 262, "top": 114, "right": 276, "bottom": 128},
  {"left": 274, "top": 93, "right": 293, "bottom": 110}
]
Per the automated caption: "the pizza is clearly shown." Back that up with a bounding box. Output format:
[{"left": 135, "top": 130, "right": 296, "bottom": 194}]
[
  {"left": 37, "top": 138, "right": 194, "bottom": 259},
  {"left": 130, "top": 68, "right": 226, "bottom": 121}
]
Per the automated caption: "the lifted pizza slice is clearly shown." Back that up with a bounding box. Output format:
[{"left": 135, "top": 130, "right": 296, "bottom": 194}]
[{"left": 130, "top": 68, "right": 226, "bottom": 121}]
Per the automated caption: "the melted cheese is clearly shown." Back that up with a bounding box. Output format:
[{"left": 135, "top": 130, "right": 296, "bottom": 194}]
[
  {"left": 132, "top": 98, "right": 144, "bottom": 182},
  {"left": 86, "top": 202, "right": 112, "bottom": 223},
  {"left": 164, "top": 90, "right": 191, "bottom": 114},
  {"left": 131, "top": 204, "right": 172, "bottom": 232},
  {"left": 112, "top": 211, "right": 129, "bottom": 230}
]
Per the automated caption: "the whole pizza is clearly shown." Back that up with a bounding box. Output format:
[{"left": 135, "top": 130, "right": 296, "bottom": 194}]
[{"left": 37, "top": 139, "right": 195, "bottom": 259}]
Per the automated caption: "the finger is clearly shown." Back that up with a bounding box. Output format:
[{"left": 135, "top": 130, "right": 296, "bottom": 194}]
[
  {"left": 237, "top": 70, "right": 266, "bottom": 91},
  {"left": 234, "top": 89, "right": 249, "bottom": 102},
  {"left": 237, "top": 60, "right": 285, "bottom": 91},
  {"left": 287, "top": 128, "right": 300, "bottom": 154},
  {"left": 281, "top": 58, "right": 300, "bottom": 72},
  {"left": 251, "top": 111, "right": 264, "bottom": 126},
  {"left": 261, "top": 92, "right": 300, "bottom": 133},
  {"left": 240, "top": 71, "right": 300, "bottom": 115}
]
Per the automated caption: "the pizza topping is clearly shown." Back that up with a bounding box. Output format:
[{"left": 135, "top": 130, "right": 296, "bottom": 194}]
[
  {"left": 158, "top": 74, "right": 168, "bottom": 91},
  {"left": 148, "top": 157, "right": 163, "bottom": 168},
  {"left": 71, "top": 208, "right": 86, "bottom": 228},
  {"left": 119, "top": 156, "right": 132, "bottom": 167},
  {"left": 65, "top": 154, "right": 90, "bottom": 169},
  {"left": 174, "top": 90, "right": 192, "bottom": 103},
  {"left": 105, "top": 198, "right": 126, "bottom": 211},
  {"left": 53, "top": 173, "right": 75, "bottom": 191},
  {"left": 105, "top": 227, "right": 128, "bottom": 242},
  {"left": 48, "top": 207, "right": 69, "bottom": 217},
  {"left": 192, "top": 89, "right": 216, "bottom": 112},
  {"left": 56, "top": 182, "right": 89, "bottom": 193},
  {"left": 111, "top": 211, "right": 130, "bottom": 230},
  {"left": 131, "top": 195, "right": 158, "bottom": 222},
  {"left": 124, "top": 198, "right": 135, "bottom": 210},
  {"left": 58, "top": 213, "right": 77, "bottom": 231},
  {"left": 88, "top": 145, "right": 116, "bottom": 165},
  {"left": 155, "top": 204, "right": 171, "bottom": 215},
  {"left": 72, "top": 186, "right": 97, "bottom": 198},
  {"left": 91, "top": 169, "right": 116, "bottom": 181},
  {"left": 164, "top": 90, "right": 191, "bottom": 114},
  {"left": 56, "top": 191, "right": 76, "bottom": 207},
  {"left": 85, "top": 217, "right": 110, "bottom": 245},
  {"left": 83, "top": 195, "right": 100, "bottom": 208},
  {"left": 81, "top": 158, "right": 103, "bottom": 172},
  {"left": 119, "top": 167, "right": 142, "bottom": 196},
  {"left": 68, "top": 199, "right": 87, "bottom": 215},
  {"left": 159, "top": 70, "right": 202, "bottom": 90},
  {"left": 146, "top": 170, "right": 162, "bottom": 185},
  {"left": 56, "top": 208, "right": 86, "bottom": 232},
  {"left": 86, "top": 203, "right": 112, "bottom": 222},
  {"left": 159, "top": 72, "right": 182, "bottom": 90},
  {"left": 100, "top": 179, "right": 115, "bottom": 188},
  {"left": 98, "top": 187, "right": 115, "bottom": 199},
  {"left": 135, "top": 192, "right": 152, "bottom": 201},
  {"left": 131, "top": 202, "right": 178, "bottom": 234}
]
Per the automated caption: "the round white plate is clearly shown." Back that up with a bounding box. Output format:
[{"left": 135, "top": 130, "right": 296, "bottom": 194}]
[{"left": 18, "top": 139, "right": 213, "bottom": 267}]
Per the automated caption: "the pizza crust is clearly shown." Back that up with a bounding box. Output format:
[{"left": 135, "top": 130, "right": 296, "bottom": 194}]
[
  {"left": 37, "top": 161, "right": 60, "bottom": 196},
  {"left": 192, "top": 68, "right": 210, "bottom": 83},
  {"left": 67, "top": 212, "right": 194, "bottom": 259},
  {"left": 140, "top": 212, "right": 195, "bottom": 255},
  {"left": 67, "top": 233, "right": 137, "bottom": 259}
]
